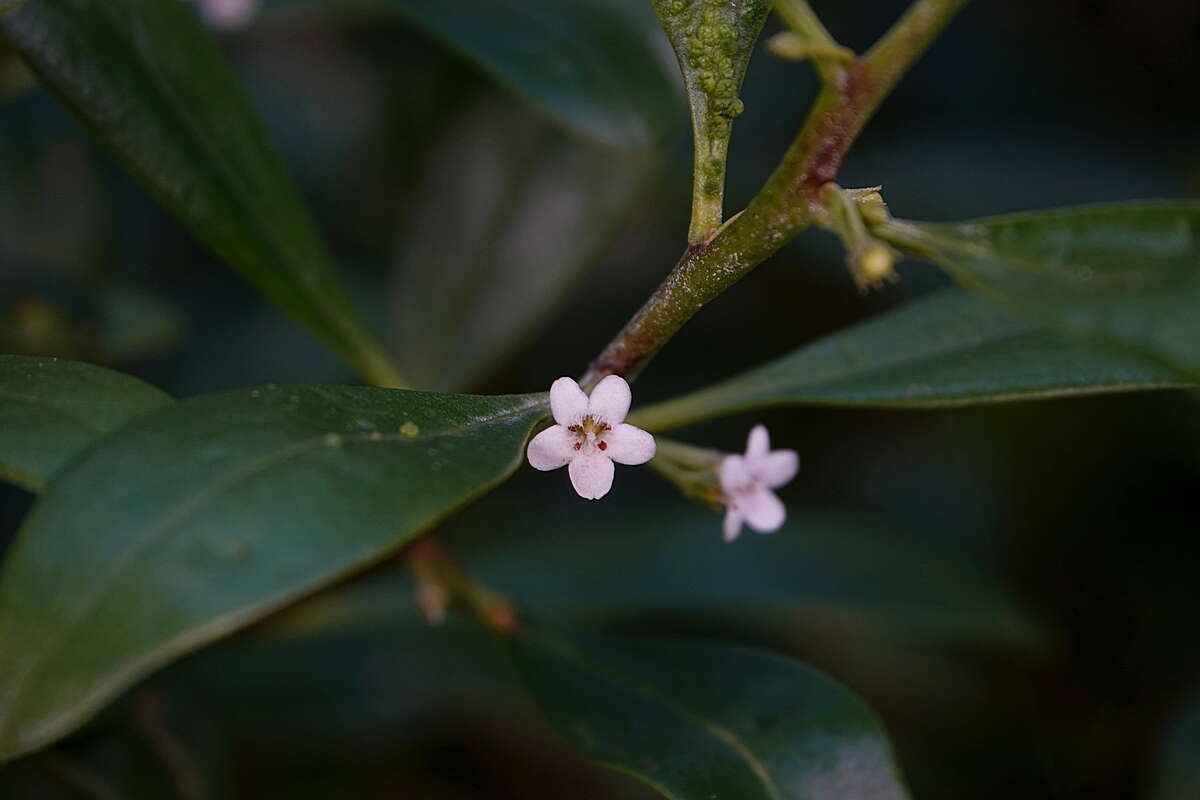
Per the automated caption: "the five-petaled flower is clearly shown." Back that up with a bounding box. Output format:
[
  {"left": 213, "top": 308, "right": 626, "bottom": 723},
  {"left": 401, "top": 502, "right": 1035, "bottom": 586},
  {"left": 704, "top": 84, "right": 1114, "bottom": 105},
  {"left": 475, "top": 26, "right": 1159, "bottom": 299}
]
[
  {"left": 719, "top": 425, "right": 799, "bottom": 542},
  {"left": 526, "top": 376, "right": 656, "bottom": 500}
]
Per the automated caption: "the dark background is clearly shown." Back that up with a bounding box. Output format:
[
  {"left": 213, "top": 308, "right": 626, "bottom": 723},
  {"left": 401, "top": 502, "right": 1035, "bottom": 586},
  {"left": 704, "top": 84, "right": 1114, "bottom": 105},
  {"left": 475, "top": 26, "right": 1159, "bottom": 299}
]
[{"left": 1, "top": 1, "right": 1198, "bottom": 797}]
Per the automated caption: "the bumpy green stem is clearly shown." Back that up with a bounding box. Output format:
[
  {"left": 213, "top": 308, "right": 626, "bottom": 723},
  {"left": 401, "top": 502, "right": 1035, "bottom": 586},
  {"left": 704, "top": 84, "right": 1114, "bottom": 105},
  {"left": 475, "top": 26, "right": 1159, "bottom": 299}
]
[{"left": 581, "top": 0, "right": 968, "bottom": 388}]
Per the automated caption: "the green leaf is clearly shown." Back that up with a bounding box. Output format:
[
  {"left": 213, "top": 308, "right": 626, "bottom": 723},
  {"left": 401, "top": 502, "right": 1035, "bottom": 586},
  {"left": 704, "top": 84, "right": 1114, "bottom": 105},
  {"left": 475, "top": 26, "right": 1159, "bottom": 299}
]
[
  {"left": 0, "top": 0, "right": 402, "bottom": 385},
  {"left": 268, "top": 0, "right": 678, "bottom": 151},
  {"left": 394, "top": 97, "right": 648, "bottom": 390},
  {"left": 515, "top": 627, "right": 911, "bottom": 800},
  {"left": 1150, "top": 690, "right": 1200, "bottom": 800},
  {"left": 0, "top": 356, "right": 171, "bottom": 492},
  {"left": 629, "top": 288, "right": 1192, "bottom": 431},
  {"left": 0, "top": 385, "right": 546, "bottom": 761},
  {"left": 650, "top": 0, "right": 770, "bottom": 240},
  {"left": 457, "top": 500, "right": 1042, "bottom": 650},
  {"left": 878, "top": 201, "right": 1200, "bottom": 379},
  {"left": 272, "top": 498, "right": 1043, "bottom": 653}
]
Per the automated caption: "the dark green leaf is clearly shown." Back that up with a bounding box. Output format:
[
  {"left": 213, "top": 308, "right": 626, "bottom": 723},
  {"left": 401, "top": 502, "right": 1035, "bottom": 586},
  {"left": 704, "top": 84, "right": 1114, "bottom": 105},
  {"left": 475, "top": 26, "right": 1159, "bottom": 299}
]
[
  {"left": 879, "top": 202, "right": 1200, "bottom": 379},
  {"left": 268, "top": 0, "right": 679, "bottom": 151},
  {"left": 629, "top": 288, "right": 1191, "bottom": 431},
  {"left": 1150, "top": 689, "right": 1200, "bottom": 800},
  {"left": 394, "top": 97, "right": 648, "bottom": 390},
  {"left": 272, "top": 496, "right": 1043, "bottom": 653},
  {"left": 0, "top": 692, "right": 233, "bottom": 800},
  {"left": 0, "top": 355, "right": 171, "bottom": 492},
  {"left": 650, "top": 0, "right": 769, "bottom": 238},
  {"left": 0, "top": 0, "right": 400, "bottom": 384},
  {"left": 0, "top": 385, "right": 545, "bottom": 761},
  {"left": 516, "top": 627, "right": 911, "bottom": 800}
]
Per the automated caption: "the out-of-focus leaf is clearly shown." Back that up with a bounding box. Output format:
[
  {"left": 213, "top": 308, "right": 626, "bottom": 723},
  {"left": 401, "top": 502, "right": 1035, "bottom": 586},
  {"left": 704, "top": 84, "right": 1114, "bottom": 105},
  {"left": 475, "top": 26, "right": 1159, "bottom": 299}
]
[
  {"left": 268, "top": 0, "right": 679, "bottom": 151},
  {"left": 879, "top": 202, "right": 1200, "bottom": 378},
  {"left": 628, "top": 288, "right": 1193, "bottom": 431},
  {"left": 0, "top": 690, "right": 233, "bottom": 800},
  {"left": 650, "top": 0, "right": 769, "bottom": 239},
  {"left": 0, "top": 385, "right": 546, "bottom": 761},
  {"left": 515, "top": 627, "right": 911, "bottom": 800},
  {"left": 95, "top": 288, "right": 183, "bottom": 363},
  {"left": 0, "top": 355, "right": 171, "bottom": 491},
  {"left": 457, "top": 499, "right": 1042, "bottom": 650},
  {"left": 393, "top": 98, "right": 647, "bottom": 390},
  {"left": 1150, "top": 689, "right": 1200, "bottom": 800},
  {"left": 0, "top": 0, "right": 401, "bottom": 384},
  {"left": 270, "top": 495, "right": 1043, "bottom": 652}
]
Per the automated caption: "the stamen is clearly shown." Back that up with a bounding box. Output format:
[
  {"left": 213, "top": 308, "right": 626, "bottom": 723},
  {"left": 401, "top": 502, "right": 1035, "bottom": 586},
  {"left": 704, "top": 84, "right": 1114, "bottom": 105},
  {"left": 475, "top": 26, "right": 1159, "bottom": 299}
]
[
  {"left": 573, "top": 442, "right": 581, "bottom": 450},
  {"left": 598, "top": 441, "right": 607, "bottom": 451}
]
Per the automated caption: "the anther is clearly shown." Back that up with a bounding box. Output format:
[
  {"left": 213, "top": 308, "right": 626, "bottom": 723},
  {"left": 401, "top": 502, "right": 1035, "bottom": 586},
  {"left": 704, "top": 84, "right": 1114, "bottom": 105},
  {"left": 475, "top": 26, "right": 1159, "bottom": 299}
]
[{"left": 598, "top": 441, "right": 607, "bottom": 451}]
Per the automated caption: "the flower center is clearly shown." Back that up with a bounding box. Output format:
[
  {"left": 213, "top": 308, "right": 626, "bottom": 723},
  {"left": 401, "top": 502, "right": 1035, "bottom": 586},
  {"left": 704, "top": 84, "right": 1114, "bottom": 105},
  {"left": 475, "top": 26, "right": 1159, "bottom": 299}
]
[{"left": 567, "top": 415, "right": 611, "bottom": 453}]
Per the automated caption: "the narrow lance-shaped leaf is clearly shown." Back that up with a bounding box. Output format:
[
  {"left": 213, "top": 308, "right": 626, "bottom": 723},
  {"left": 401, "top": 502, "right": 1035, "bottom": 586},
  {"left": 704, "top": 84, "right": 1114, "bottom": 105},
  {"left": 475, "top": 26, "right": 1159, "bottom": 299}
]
[
  {"left": 0, "top": 0, "right": 402, "bottom": 385},
  {"left": 878, "top": 201, "right": 1200, "bottom": 380},
  {"left": 0, "top": 385, "right": 546, "bottom": 762},
  {"left": 629, "top": 288, "right": 1192, "bottom": 432},
  {"left": 651, "top": 0, "right": 770, "bottom": 241},
  {"left": 516, "top": 627, "right": 912, "bottom": 800},
  {"left": 393, "top": 97, "right": 648, "bottom": 391},
  {"left": 0, "top": 356, "right": 172, "bottom": 492},
  {"left": 266, "top": 0, "right": 679, "bottom": 151}
]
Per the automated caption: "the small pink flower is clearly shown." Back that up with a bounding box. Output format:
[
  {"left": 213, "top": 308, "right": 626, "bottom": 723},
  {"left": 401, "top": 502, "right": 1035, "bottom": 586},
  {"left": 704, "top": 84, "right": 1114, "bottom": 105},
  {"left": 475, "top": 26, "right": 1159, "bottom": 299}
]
[
  {"left": 526, "top": 376, "right": 656, "bottom": 500},
  {"left": 720, "top": 425, "right": 799, "bottom": 542}
]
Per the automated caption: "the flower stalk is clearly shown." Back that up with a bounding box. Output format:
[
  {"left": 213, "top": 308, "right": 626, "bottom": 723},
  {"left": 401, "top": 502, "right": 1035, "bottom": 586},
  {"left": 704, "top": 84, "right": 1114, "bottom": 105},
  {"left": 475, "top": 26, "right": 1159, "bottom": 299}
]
[{"left": 582, "top": 0, "right": 969, "bottom": 388}]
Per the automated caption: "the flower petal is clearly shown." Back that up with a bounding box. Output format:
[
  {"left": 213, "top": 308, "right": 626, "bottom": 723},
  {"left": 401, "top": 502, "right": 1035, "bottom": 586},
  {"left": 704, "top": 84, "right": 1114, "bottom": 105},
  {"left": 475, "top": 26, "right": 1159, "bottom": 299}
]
[
  {"left": 604, "top": 423, "right": 656, "bottom": 465},
  {"left": 526, "top": 426, "right": 575, "bottom": 471},
  {"left": 745, "top": 424, "right": 770, "bottom": 461},
  {"left": 719, "top": 454, "right": 752, "bottom": 495},
  {"left": 568, "top": 452, "right": 615, "bottom": 500},
  {"left": 741, "top": 487, "right": 786, "bottom": 532},
  {"left": 723, "top": 508, "right": 744, "bottom": 542},
  {"left": 756, "top": 450, "right": 799, "bottom": 489},
  {"left": 587, "top": 374, "right": 631, "bottom": 424},
  {"left": 550, "top": 377, "right": 588, "bottom": 427}
]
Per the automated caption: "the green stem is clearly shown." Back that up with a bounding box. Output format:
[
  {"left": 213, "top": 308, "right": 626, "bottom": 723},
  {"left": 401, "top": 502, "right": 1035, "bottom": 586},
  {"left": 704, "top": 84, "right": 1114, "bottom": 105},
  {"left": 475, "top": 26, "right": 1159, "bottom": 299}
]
[
  {"left": 581, "top": 0, "right": 968, "bottom": 388},
  {"left": 773, "top": 0, "right": 855, "bottom": 82}
]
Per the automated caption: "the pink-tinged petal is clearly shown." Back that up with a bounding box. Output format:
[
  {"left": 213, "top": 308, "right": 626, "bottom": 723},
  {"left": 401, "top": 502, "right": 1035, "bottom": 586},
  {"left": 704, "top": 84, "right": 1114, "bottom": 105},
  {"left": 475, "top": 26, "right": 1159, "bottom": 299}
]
[
  {"left": 745, "top": 424, "right": 770, "bottom": 461},
  {"left": 719, "top": 454, "right": 752, "bottom": 495},
  {"left": 742, "top": 488, "right": 786, "bottom": 532},
  {"left": 604, "top": 423, "right": 656, "bottom": 465},
  {"left": 568, "top": 452, "right": 615, "bottom": 500},
  {"left": 756, "top": 450, "right": 799, "bottom": 489},
  {"left": 526, "top": 426, "right": 575, "bottom": 471},
  {"left": 723, "top": 508, "right": 744, "bottom": 542},
  {"left": 587, "top": 374, "right": 631, "bottom": 424},
  {"left": 550, "top": 377, "right": 588, "bottom": 426}
]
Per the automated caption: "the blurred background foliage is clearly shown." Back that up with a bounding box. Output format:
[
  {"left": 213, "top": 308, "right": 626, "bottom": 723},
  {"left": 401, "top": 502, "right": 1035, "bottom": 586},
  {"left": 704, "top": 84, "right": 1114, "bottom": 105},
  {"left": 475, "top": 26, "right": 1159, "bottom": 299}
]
[{"left": 1, "top": 0, "right": 1198, "bottom": 797}]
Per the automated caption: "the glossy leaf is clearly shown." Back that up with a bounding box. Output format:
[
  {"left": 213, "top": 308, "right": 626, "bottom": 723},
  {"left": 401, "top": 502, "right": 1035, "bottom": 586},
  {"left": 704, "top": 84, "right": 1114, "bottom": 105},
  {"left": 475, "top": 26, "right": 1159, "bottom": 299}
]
[
  {"left": 516, "top": 627, "right": 911, "bottom": 800},
  {"left": 0, "top": 385, "right": 546, "bottom": 761},
  {"left": 629, "top": 288, "right": 1191, "bottom": 431},
  {"left": 268, "top": 0, "right": 678, "bottom": 151},
  {"left": 879, "top": 202, "right": 1200, "bottom": 379},
  {"left": 393, "top": 98, "right": 647, "bottom": 390},
  {"left": 651, "top": 0, "right": 769, "bottom": 239},
  {"left": 0, "top": 356, "right": 171, "bottom": 492},
  {"left": 0, "top": 0, "right": 401, "bottom": 384}
]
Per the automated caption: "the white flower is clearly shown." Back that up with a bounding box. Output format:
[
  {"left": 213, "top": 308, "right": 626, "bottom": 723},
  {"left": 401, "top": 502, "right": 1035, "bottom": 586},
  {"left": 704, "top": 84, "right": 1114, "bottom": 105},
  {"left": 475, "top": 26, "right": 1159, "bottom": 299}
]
[
  {"left": 526, "top": 375, "right": 656, "bottom": 500},
  {"left": 719, "top": 425, "right": 799, "bottom": 542},
  {"left": 192, "top": 0, "right": 259, "bottom": 29}
]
